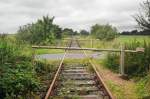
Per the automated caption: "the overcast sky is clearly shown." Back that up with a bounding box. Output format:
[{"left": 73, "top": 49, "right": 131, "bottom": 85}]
[{"left": 0, "top": 0, "right": 144, "bottom": 33}]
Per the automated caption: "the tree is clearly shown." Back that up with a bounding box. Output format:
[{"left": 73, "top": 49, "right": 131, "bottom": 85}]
[
  {"left": 16, "top": 16, "right": 63, "bottom": 45},
  {"left": 80, "top": 30, "right": 89, "bottom": 35},
  {"left": 73, "top": 31, "right": 78, "bottom": 35},
  {"left": 63, "top": 28, "right": 74, "bottom": 36},
  {"left": 52, "top": 25, "right": 62, "bottom": 39},
  {"left": 91, "top": 24, "right": 118, "bottom": 40},
  {"left": 134, "top": 0, "right": 150, "bottom": 31}
]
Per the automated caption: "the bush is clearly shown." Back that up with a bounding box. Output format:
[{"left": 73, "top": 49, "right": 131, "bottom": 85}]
[
  {"left": 0, "top": 38, "right": 40, "bottom": 99},
  {"left": 124, "top": 41, "right": 150, "bottom": 76},
  {"left": 103, "top": 40, "right": 150, "bottom": 77},
  {"left": 0, "top": 63, "right": 39, "bottom": 98},
  {"left": 91, "top": 24, "right": 118, "bottom": 41},
  {"left": 103, "top": 53, "right": 119, "bottom": 72},
  {"left": 16, "top": 16, "right": 62, "bottom": 45}
]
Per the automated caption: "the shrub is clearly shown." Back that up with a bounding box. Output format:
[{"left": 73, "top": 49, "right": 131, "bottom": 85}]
[
  {"left": 0, "top": 38, "right": 40, "bottom": 99},
  {"left": 103, "top": 53, "right": 119, "bottom": 72},
  {"left": 124, "top": 41, "right": 150, "bottom": 76},
  {"left": 103, "top": 40, "right": 150, "bottom": 76},
  {"left": 91, "top": 24, "right": 118, "bottom": 41}
]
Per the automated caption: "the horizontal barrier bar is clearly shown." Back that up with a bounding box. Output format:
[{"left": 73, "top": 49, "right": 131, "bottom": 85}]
[{"left": 32, "top": 46, "right": 140, "bottom": 53}]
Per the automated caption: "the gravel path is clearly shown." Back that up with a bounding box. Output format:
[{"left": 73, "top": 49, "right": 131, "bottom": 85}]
[{"left": 35, "top": 53, "right": 103, "bottom": 60}]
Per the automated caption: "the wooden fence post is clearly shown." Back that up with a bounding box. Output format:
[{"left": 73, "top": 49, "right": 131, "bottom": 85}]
[
  {"left": 120, "top": 45, "right": 125, "bottom": 76},
  {"left": 32, "top": 48, "right": 35, "bottom": 66},
  {"left": 91, "top": 39, "right": 93, "bottom": 48}
]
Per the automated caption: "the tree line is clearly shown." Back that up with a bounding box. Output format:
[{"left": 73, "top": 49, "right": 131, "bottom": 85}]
[
  {"left": 121, "top": 30, "right": 150, "bottom": 35},
  {"left": 16, "top": 16, "right": 78, "bottom": 45}
]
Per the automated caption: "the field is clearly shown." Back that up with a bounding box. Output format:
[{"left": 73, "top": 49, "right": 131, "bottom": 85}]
[
  {"left": 78, "top": 35, "right": 150, "bottom": 48},
  {"left": 116, "top": 35, "right": 150, "bottom": 43}
]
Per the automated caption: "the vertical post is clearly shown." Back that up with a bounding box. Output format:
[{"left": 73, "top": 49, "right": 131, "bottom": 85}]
[
  {"left": 91, "top": 39, "right": 93, "bottom": 48},
  {"left": 32, "top": 48, "right": 35, "bottom": 66},
  {"left": 120, "top": 45, "right": 125, "bottom": 76}
]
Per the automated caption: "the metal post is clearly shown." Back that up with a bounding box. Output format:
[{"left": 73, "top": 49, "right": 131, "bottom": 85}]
[{"left": 120, "top": 45, "right": 125, "bottom": 76}]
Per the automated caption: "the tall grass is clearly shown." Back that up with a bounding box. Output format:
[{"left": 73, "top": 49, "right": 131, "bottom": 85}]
[
  {"left": 102, "top": 40, "right": 150, "bottom": 98},
  {"left": 0, "top": 36, "right": 39, "bottom": 98},
  {"left": 124, "top": 41, "right": 150, "bottom": 76},
  {"left": 0, "top": 36, "right": 32, "bottom": 64},
  {"left": 103, "top": 40, "right": 150, "bottom": 77},
  {"left": 0, "top": 36, "right": 59, "bottom": 99}
]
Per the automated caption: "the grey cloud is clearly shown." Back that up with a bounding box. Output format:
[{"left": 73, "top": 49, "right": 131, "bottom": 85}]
[{"left": 0, "top": 0, "right": 145, "bottom": 33}]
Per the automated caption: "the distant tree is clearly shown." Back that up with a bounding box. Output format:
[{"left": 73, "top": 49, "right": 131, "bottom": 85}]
[
  {"left": 80, "top": 30, "right": 89, "bottom": 35},
  {"left": 16, "top": 16, "right": 63, "bottom": 45},
  {"left": 134, "top": 0, "right": 150, "bottom": 32},
  {"left": 91, "top": 24, "right": 118, "bottom": 40},
  {"left": 63, "top": 28, "right": 74, "bottom": 36},
  {"left": 121, "top": 30, "right": 150, "bottom": 35},
  {"left": 73, "top": 31, "right": 78, "bottom": 35},
  {"left": 52, "top": 25, "right": 62, "bottom": 39},
  {"left": 0, "top": 34, "right": 7, "bottom": 39}
]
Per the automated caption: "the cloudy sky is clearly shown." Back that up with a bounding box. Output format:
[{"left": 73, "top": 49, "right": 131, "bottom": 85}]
[{"left": 0, "top": 0, "right": 144, "bottom": 33}]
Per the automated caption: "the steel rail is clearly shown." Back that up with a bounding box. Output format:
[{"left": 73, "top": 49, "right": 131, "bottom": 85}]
[
  {"left": 76, "top": 39, "right": 115, "bottom": 99},
  {"left": 44, "top": 40, "right": 72, "bottom": 99},
  {"left": 44, "top": 38, "right": 115, "bottom": 99}
]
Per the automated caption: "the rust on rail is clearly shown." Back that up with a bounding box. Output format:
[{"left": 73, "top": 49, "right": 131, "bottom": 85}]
[
  {"left": 44, "top": 38, "right": 116, "bottom": 99},
  {"left": 82, "top": 52, "right": 115, "bottom": 99},
  {"left": 44, "top": 52, "right": 67, "bottom": 99},
  {"left": 89, "top": 58, "right": 115, "bottom": 99},
  {"left": 44, "top": 40, "right": 72, "bottom": 99}
]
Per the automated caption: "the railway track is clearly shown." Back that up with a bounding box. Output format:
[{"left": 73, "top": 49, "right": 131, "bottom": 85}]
[{"left": 44, "top": 38, "right": 114, "bottom": 99}]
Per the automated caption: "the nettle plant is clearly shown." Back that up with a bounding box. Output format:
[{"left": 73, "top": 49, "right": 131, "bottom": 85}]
[
  {"left": 1, "top": 62, "right": 40, "bottom": 99},
  {"left": 0, "top": 38, "right": 40, "bottom": 99}
]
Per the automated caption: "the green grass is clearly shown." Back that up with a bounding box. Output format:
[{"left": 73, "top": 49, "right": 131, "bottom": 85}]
[
  {"left": 93, "top": 59, "right": 150, "bottom": 99},
  {"left": 77, "top": 35, "right": 150, "bottom": 49},
  {"left": 35, "top": 49, "right": 64, "bottom": 54},
  {"left": 106, "top": 80, "right": 125, "bottom": 99},
  {"left": 116, "top": 35, "right": 150, "bottom": 43}
]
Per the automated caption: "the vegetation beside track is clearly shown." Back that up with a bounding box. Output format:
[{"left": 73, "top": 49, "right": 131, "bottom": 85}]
[
  {"left": 98, "top": 39, "right": 150, "bottom": 98},
  {"left": 77, "top": 35, "right": 150, "bottom": 98},
  {"left": 92, "top": 59, "right": 150, "bottom": 99},
  {"left": 1, "top": 0, "right": 150, "bottom": 98},
  {"left": 0, "top": 36, "right": 59, "bottom": 99}
]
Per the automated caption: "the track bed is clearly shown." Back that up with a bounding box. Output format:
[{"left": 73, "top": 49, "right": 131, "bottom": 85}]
[{"left": 50, "top": 64, "right": 109, "bottom": 99}]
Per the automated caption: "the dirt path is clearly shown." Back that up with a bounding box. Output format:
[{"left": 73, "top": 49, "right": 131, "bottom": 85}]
[{"left": 93, "top": 60, "right": 138, "bottom": 99}]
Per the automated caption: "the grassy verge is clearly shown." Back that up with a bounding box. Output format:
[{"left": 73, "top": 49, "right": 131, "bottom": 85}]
[
  {"left": 35, "top": 49, "right": 64, "bottom": 54},
  {"left": 93, "top": 60, "right": 137, "bottom": 99},
  {"left": 93, "top": 59, "right": 150, "bottom": 99}
]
